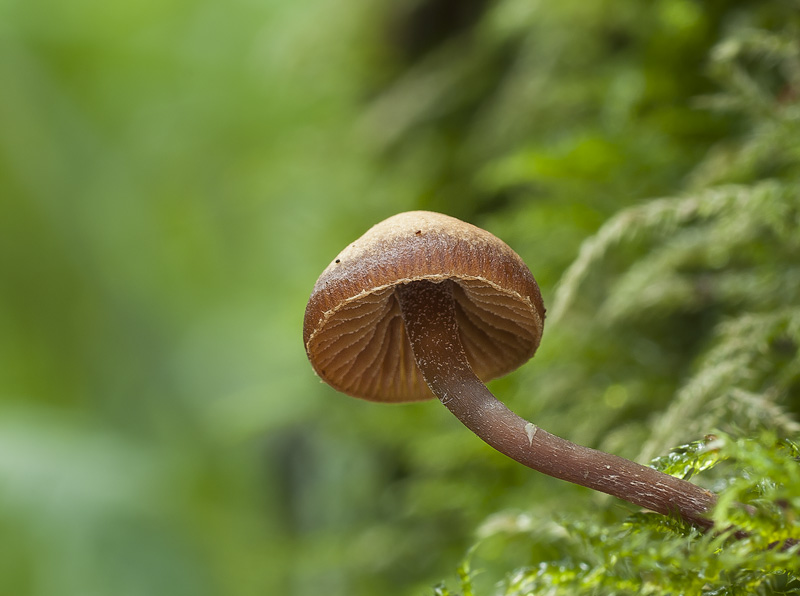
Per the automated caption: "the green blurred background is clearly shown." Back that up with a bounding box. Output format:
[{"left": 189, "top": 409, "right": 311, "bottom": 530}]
[{"left": 2, "top": 0, "right": 799, "bottom": 595}]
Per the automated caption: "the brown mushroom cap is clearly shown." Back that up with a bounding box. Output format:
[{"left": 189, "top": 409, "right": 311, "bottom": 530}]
[{"left": 303, "top": 211, "right": 545, "bottom": 402}]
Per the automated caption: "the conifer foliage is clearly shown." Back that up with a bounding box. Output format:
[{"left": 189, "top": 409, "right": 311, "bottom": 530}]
[{"left": 434, "top": 23, "right": 800, "bottom": 596}]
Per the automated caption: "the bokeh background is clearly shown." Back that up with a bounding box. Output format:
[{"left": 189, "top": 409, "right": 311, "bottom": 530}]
[{"left": 2, "top": 0, "right": 799, "bottom": 595}]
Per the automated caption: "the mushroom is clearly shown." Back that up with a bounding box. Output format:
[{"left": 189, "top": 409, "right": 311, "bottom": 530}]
[{"left": 303, "top": 211, "right": 717, "bottom": 529}]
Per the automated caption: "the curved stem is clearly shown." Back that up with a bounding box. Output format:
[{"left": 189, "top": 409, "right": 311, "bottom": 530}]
[{"left": 397, "top": 279, "right": 717, "bottom": 530}]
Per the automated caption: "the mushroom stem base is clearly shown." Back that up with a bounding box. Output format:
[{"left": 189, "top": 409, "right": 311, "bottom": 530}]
[{"left": 397, "top": 279, "right": 717, "bottom": 530}]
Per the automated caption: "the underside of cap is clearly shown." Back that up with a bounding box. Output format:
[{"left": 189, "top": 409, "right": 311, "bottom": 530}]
[{"left": 303, "top": 211, "right": 545, "bottom": 402}]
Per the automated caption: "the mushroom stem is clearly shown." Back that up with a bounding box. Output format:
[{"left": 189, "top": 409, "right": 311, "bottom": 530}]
[{"left": 397, "top": 279, "right": 717, "bottom": 531}]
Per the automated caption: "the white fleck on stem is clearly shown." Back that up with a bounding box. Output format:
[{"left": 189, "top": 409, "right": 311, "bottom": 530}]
[{"left": 525, "top": 423, "right": 538, "bottom": 445}]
